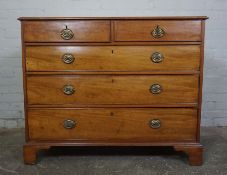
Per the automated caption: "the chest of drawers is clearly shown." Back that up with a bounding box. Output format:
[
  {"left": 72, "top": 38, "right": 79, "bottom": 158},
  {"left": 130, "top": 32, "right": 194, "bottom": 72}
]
[{"left": 18, "top": 16, "right": 208, "bottom": 165}]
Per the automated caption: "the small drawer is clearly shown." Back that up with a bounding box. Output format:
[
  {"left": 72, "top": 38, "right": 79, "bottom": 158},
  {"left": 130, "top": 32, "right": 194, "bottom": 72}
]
[
  {"left": 26, "top": 75, "right": 199, "bottom": 106},
  {"left": 114, "top": 20, "right": 201, "bottom": 41},
  {"left": 28, "top": 108, "right": 197, "bottom": 141},
  {"left": 23, "top": 20, "right": 110, "bottom": 42},
  {"left": 26, "top": 45, "right": 200, "bottom": 72}
]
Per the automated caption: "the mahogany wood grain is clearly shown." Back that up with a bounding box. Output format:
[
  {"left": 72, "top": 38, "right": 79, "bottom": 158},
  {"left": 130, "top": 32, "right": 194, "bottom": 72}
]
[
  {"left": 18, "top": 16, "right": 209, "bottom": 20},
  {"left": 174, "top": 144, "right": 203, "bottom": 166},
  {"left": 27, "top": 103, "right": 198, "bottom": 108},
  {"left": 197, "top": 21, "right": 206, "bottom": 141},
  {"left": 19, "top": 16, "right": 208, "bottom": 165},
  {"left": 23, "top": 20, "right": 110, "bottom": 42},
  {"left": 26, "top": 70, "right": 200, "bottom": 75},
  {"left": 25, "top": 141, "right": 201, "bottom": 146},
  {"left": 28, "top": 108, "right": 197, "bottom": 141},
  {"left": 26, "top": 45, "right": 200, "bottom": 72},
  {"left": 23, "top": 145, "right": 50, "bottom": 164},
  {"left": 25, "top": 42, "right": 202, "bottom": 46},
  {"left": 20, "top": 21, "right": 29, "bottom": 141},
  {"left": 114, "top": 20, "right": 201, "bottom": 41},
  {"left": 23, "top": 141, "right": 202, "bottom": 165},
  {"left": 26, "top": 75, "right": 199, "bottom": 105}
]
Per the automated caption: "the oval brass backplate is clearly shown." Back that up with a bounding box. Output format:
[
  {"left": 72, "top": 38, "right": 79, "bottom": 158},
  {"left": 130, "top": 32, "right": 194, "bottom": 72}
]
[
  {"left": 151, "top": 52, "right": 164, "bottom": 63},
  {"left": 149, "top": 119, "right": 161, "bottom": 129},
  {"left": 149, "top": 84, "right": 162, "bottom": 94},
  {"left": 63, "top": 85, "right": 75, "bottom": 95},
  {"left": 152, "top": 25, "right": 165, "bottom": 38},
  {"left": 62, "top": 53, "right": 75, "bottom": 64},
  {"left": 60, "top": 25, "right": 74, "bottom": 40},
  {"left": 63, "top": 119, "right": 76, "bottom": 129}
]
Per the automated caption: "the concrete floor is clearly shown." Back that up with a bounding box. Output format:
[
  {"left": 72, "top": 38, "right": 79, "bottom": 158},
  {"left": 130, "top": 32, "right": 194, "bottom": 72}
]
[{"left": 0, "top": 127, "right": 227, "bottom": 175}]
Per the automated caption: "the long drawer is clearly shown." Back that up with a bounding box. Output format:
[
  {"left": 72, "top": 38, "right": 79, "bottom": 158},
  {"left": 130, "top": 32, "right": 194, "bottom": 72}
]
[
  {"left": 114, "top": 20, "right": 201, "bottom": 41},
  {"left": 23, "top": 20, "right": 110, "bottom": 42},
  {"left": 26, "top": 75, "right": 199, "bottom": 105},
  {"left": 28, "top": 108, "right": 197, "bottom": 141},
  {"left": 26, "top": 46, "right": 200, "bottom": 72}
]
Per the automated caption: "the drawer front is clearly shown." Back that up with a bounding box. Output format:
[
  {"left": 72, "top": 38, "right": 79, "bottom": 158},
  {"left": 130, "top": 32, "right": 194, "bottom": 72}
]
[
  {"left": 28, "top": 108, "right": 197, "bottom": 141},
  {"left": 27, "top": 75, "right": 198, "bottom": 105},
  {"left": 23, "top": 20, "right": 110, "bottom": 42},
  {"left": 26, "top": 45, "right": 200, "bottom": 71},
  {"left": 115, "top": 20, "right": 201, "bottom": 41}
]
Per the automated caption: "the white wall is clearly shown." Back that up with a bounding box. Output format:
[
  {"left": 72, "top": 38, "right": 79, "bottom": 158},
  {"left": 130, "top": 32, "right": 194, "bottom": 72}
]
[{"left": 0, "top": 0, "right": 226, "bottom": 128}]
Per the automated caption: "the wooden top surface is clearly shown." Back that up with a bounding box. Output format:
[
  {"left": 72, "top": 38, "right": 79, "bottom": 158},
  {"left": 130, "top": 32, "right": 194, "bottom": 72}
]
[{"left": 18, "top": 16, "right": 208, "bottom": 21}]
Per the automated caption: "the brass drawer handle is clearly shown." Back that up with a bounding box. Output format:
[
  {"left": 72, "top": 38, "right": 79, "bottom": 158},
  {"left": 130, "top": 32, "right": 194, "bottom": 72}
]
[
  {"left": 63, "top": 119, "right": 76, "bottom": 129},
  {"left": 63, "top": 85, "right": 75, "bottom": 95},
  {"left": 62, "top": 53, "right": 75, "bottom": 64},
  {"left": 60, "top": 25, "right": 74, "bottom": 40},
  {"left": 152, "top": 25, "right": 165, "bottom": 38},
  {"left": 149, "top": 119, "right": 161, "bottom": 129},
  {"left": 150, "top": 84, "right": 162, "bottom": 94},
  {"left": 151, "top": 52, "right": 164, "bottom": 63}
]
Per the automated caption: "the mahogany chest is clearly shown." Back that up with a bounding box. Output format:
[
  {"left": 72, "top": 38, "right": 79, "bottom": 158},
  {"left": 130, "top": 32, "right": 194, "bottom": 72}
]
[{"left": 18, "top": 16, "right": 208, "bottom": 165}]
